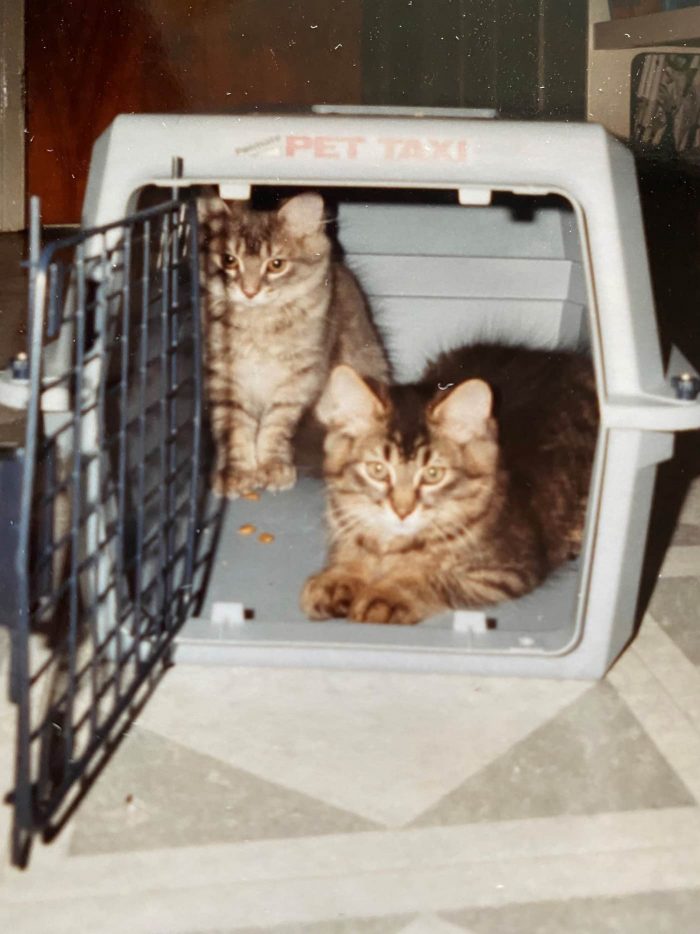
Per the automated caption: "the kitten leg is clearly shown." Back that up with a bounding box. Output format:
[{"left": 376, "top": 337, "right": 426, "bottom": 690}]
[
  {"left": 450, "top": 565, "right": 541, "bottom": 608},
  {"left": 209, "top": 400, "right": 260, "bottom": 498},
  {"left": 349, "top": 576, "right": 442, "bottom": 626},
  {"left": 301, "top": 566, "right": 366, "bottom": 620},
  {"left": 255, "top": 400, "right": 307, "bottom": 492}
]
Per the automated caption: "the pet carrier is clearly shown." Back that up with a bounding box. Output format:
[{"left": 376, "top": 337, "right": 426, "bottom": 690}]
[{"left": 4, "top": 107, "right": 700, "bottom": 864}]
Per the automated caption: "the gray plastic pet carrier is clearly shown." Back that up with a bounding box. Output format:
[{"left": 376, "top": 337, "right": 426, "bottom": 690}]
[{"left": 4, "top": 107, "right": 700, "bottom": 865}]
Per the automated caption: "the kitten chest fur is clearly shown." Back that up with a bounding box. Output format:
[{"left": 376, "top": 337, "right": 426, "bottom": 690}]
[{"left": 206, "top": 275, "right": 332, "bottom": 414}]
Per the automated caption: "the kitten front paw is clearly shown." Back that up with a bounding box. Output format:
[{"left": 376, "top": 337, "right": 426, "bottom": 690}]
[
  {"left": 211, "top": 466, "right": 259, "bottom": 499},
  {"left": 301, "top": 569, "right": 362, "bottom": 620},
  {"left": 259, "top": 459, "right": 297, "bottom": 493},
  {"left": 349, "top": 584, "right": 422, "bottom": 626}
]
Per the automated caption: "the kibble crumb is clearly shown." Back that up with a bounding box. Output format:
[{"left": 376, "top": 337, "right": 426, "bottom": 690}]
[
  {"left": 242, "top": 491, "right": 260, "bottom": 501},
  {"left": 238, "top": 523, "right": 256, "bottom": 536},
  {"left": 258, "top": 532, "right": 275, "bottom": 544}
]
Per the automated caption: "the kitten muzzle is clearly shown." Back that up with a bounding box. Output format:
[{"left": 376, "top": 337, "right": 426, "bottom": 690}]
[{"left": 389, "top": 490, "right": 417, "bottom": 521}]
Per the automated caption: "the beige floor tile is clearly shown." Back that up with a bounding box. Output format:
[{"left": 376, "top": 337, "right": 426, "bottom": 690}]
[
  {"left": 4, "top": 842, "right": 700, "bottom": 934},
  {"left": 397, "top": 918, "right": 468, "bottom": 934},
  {"left": 136, "top": 666, "right": 588, "bottom": 828}
]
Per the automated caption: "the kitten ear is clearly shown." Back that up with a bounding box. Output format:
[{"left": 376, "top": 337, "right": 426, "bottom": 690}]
[
  {"left": 316, "top": 365, "right": 385, "bottom": 434},
  {"left": 430, "top": 379, "right": 493, "bottom": 445},
  {"left": 197, "top": 195, "right": 232, "bottom": 223},
  {"left": 278, "top": 192, "right": 325, "bottom": 237}
]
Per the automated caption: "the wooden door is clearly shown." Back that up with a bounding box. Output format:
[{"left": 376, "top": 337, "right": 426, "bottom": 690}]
[{"left": 26, "top": 0, "right": 363, "bottom": 224}]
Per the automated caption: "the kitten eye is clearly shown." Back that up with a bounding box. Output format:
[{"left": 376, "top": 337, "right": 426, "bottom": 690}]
[
  {"left": 366, "top": 461, "right": 389, "bottom": 481},
  {"left": 222, "top": 253, "right": 239, "bottom": 269},
  {"left": 422, "top": 465, "right": 445, "bottom": 485},
  {"left": 267, "top": 258, "right": 288, "bottom": 273}
]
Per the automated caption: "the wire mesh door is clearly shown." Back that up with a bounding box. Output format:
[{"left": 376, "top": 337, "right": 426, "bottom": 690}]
[{"left": 11, "top": 197, "right": 206, "bottom": 866}]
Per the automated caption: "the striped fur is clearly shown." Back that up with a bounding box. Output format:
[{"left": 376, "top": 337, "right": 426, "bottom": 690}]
[
  {"left": 301, "top": 343, "right": 598, "bottom": 625},
  {"left": 198, "top": 192, "right": 389, "bottom": 496}
]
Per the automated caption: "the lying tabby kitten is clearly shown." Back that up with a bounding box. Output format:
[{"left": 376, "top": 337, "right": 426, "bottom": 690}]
[
  {"left": 198, "top": 192, "right": 389, "bottom": 497},
  {"left": 301, "top": 343, "right": 598, "bottom": 625}
]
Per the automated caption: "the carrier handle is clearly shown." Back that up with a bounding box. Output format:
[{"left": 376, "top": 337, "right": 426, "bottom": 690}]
[
  {"left": 311, "top": 104, "right": 498, "bottom": 120},
  {"left": 602, "top": 394, "right": 700, "bottom": 432}
]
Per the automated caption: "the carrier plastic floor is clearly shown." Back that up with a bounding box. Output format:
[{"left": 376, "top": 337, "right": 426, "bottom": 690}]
[{"left": 181, "top": 473, "right": 582, "bottom": 665}]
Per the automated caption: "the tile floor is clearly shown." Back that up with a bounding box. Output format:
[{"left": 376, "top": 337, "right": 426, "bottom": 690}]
[{"left": 1, "top": 232, "right": 700, "bottom": 932}]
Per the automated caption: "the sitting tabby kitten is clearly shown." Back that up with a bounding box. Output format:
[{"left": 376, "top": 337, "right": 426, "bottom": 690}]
[
  {"left": 301, "top": 343, "right": 598, "bottom": 625},
  {"left": 198, "top": 192, "right": 389, "bottom": 497}
]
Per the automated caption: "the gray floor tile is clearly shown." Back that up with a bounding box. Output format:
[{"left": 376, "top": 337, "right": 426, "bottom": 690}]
[
  {"left": 411, "top": 683, "right": 694, "bottom": 827},
  {"left": 69, "top": 725, "right": 378, "bottom": 856},
  {"left": 671, "top": 522, "right": 700, "bottom": 546},
  {"left": 444, "top": 889, "right": 700, "bottom": 933},
  {"left": 649, "top": 577, "right": 700, "bottom": 666}
]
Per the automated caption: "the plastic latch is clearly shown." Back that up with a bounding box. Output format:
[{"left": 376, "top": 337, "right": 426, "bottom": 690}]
[
  {"left": 218, "top": 183, "right": 252, "bottom": 201},
  {"left": 211, "top": 602, "right": 246, "bottom": 625},
  {"left": 458, "top": 187, "right": 492, "bottom": 206},
  {"left": 452, "top": 610, "right": 489, "bottom": 633}
]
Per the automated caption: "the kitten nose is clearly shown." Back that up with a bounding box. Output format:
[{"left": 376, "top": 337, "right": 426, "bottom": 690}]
[
  {"left": 242, "top": 285, "right": 259, "bottom": 298},
  {"left": 390, "top": 493, "right": 415, "bottom": 520}
]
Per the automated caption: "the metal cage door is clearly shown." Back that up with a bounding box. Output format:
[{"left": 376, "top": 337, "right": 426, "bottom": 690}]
[{"left": 11, "top": 197, "right": 206, "bottom": 866}]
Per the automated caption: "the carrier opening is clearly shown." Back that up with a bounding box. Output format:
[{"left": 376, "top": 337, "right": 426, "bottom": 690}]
[{"left": 148, "top": 183, "right": 600, "bottom": 663}]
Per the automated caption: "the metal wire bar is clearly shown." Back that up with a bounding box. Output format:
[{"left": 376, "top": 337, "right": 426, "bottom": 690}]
[
  {"left": 133, "top": 219, "right": 152, "bottom": 660},
  {"left": 184, "top": 200, "right": 204, "bottom": 588},
  {"left": 166, "top": 212, "right": 180, "bottom": 615},
  {"left": 114, "top": 225, "right": 132, "bottom": 701},
  {"left": 12, "top": 197, "right": 44, "bottom": 865},
  {"left": 64, "top": 242, "right": 88, "bottom": 768},
  {"left": 158, "top": 211, "right": 171, "bottom": 621}
]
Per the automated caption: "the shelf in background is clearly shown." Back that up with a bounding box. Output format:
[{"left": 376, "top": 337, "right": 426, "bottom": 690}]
[{"left": 594, "top": 6, "right": 700, "bottom": 49}]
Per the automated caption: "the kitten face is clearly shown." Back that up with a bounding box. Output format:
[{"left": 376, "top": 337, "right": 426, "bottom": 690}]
[
  {"left": 335, "top": 436, "right": 460, "bottom": 542},
  {"left": 317, "top": 366, "right": 499, "bottom": 552},
  {"left": 199, "top": 192, "right": 330, "bottom": 309}
]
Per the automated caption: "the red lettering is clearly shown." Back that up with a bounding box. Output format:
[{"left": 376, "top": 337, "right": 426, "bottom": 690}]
[
  {"left": 314, "top": 137, "right": 339, "bottom": 159},
  {"left": 288, "top": 134, "right": 465, "bottom": 163},
  {"left": 344, "top": 136, "right": 365, "bottom": 159},
  {"left": 428, "top": 139, "right": 454, "bottom": 160},
  {"left": 285, "top": 135, "right": 313, "bottom": 156},
  {"left": 398, "top": 139, "right": 426, "bottom": 160},
  {"left": 379, "top": 138, "right": 401, "bottom": 160}
]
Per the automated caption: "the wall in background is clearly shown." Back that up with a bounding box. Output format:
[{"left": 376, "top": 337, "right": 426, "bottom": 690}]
[{"left": 362, "top": 0, "right": 587, "bottom": 120}]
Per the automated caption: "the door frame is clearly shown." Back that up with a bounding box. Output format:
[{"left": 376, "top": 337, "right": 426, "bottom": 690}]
[{"left": 0, "top": 0, "right": 25, "bottom": 231}]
